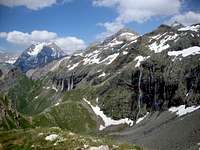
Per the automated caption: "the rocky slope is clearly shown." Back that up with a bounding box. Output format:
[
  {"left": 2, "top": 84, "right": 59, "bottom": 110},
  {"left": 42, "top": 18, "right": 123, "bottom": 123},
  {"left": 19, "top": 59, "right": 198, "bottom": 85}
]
[
  {"left": 28, "top": 23, "right": 200, "bottom": 120},
  {"left": 1, "top": 23, "right": 200, "bottom": 150},
  {"left": 0, "top": 63, "right": 21, "bottom": 92},
  {"left": 0, "top": 127, "right": 141, "bottom": 150},
  {"left": 0, "top": 94, "right": 31, "bottom": 130},
  {"left": 14, "top": 42, "right": 65, "bottom": 72}
]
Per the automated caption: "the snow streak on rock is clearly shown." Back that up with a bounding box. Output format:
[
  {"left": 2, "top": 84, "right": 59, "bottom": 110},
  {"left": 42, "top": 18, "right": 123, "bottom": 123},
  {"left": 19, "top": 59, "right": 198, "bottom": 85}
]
[
  {"left": 168, "top": 46, "right": 200, "bottom": 57},
  {"left": 83, "top": 98, "right": 133, "bottom": 130},
  {"left": 169, "top": 105, "right": 200, "bottom": 117}
]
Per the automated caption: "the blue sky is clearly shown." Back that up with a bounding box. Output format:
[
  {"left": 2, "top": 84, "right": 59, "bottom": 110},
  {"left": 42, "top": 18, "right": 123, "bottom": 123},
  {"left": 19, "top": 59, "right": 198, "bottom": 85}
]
[{"left": 0, "top": 0, "right": 200, "bottom": 53}]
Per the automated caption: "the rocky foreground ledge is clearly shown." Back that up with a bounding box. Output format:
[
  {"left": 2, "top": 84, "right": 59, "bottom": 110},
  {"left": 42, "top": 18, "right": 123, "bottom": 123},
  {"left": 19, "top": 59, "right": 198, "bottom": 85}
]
[{"left": 0, "top": 127, "right": 142, "bottom": 150}]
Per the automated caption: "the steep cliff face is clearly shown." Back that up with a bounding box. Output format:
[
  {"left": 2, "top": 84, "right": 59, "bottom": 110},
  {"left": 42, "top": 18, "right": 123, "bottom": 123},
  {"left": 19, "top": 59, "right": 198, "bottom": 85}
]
[
  {"left": 0, "top": 63, "right": 21, "bottom": 92},
  {"left": 8, "top": 24, "right": 200, "bottom": 129},
  {"left": 44, "top": 24, "right": 200, "bottom": 120},
  {"left": 0, "top": 94, "right": 31, "bottom": 130}
]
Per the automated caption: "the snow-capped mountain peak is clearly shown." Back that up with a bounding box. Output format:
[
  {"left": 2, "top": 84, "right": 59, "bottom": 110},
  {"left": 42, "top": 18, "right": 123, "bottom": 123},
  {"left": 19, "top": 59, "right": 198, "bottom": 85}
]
[
  {"left": 26, "top": 42, "right": 63, "bottom": 56},
  {"left": 102, "top": 28, "right": 139, "bottom": 46},
  {"left": 14, "top": 42, "right": 65, "bottom": 72},
  {"left": 170, "top": 21, "right": 184, "bottom": 29}
]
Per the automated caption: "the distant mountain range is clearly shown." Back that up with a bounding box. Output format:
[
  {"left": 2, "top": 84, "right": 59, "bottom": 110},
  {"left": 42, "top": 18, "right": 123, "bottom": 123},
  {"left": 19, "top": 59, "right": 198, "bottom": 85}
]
[{"left": 0, "top": 52, "right": 19, "bottom": 64}]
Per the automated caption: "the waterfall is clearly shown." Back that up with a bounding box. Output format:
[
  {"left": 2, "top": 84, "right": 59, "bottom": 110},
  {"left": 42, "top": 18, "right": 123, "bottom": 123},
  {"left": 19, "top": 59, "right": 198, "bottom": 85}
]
[
  {"left": 70, "top": 72, "right": 74, "bottom": 90},
  {"left": 67, "top": 79, "right": 70, "bottom": 91},
  {"left": 61, "top": 79, "right": 64, "bottom": 91},
  {"left": 137, "top": 67, "right": 143, "bottom": 119}
]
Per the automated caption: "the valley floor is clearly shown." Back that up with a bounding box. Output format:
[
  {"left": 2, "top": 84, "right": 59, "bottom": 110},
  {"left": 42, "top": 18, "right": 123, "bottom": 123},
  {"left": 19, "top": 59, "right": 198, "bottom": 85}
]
[{"left": 110, "top": 109, "right": 200, "bottom": 150}]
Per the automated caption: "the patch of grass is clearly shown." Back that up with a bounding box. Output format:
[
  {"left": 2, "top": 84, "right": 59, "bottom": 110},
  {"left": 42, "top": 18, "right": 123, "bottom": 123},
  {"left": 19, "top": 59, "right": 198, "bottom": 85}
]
[
  {"left": 33, "top": 102, "right": 97, "bottom": 134},
  {"left": 0, "top": 128, "right": 142, "bottom": 150}
]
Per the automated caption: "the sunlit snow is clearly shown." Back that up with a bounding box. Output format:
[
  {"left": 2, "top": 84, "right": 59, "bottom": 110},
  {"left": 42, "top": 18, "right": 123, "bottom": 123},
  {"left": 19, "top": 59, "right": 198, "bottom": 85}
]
[
  {"left": 27, "top": 43, "right": 46, "bottom": 56},
  {"left": 169, "top": 105, "right": 200, "bottom": 117},
  {"left": 98, "top": 72, "right": 106, "bottom": 78},
  {"left": 122, "top": 51, "right": 128, "bottom": 55},
  {"left": 83, "top": 98, "right": 133, "bottom": 130},
  {"left": 68, "top": 62, "right": 80, "bottom": 70},
  {"left": 178, "top": 25, "right": 200, "bottom": 32},
  {"left": 136, "top": 112, "right": 149, "bottom": 124},
  {"left": 168, "top": 46, "right": 200, "bottom": 57},
  {"left": 134, "top": 56, "right": 150, "bottom": 67}
]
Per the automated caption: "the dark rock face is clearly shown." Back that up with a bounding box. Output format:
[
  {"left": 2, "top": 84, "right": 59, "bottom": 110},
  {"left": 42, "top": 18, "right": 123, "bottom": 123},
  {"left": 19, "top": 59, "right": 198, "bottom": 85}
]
[
  {"left": 0, "top": 63, "right": 21, "bottom": 92},
  {"left": 0, "top": 94, "right": 31, "bottom": 130},
  {"left": 14, "top": 43, "right": 65, "bottom": 72},
  {"left": 10, "top": 23, "right": 200, "bottom": 122},
  {"left": 0, "top": 69, "right": 2, "bottom": 77}
]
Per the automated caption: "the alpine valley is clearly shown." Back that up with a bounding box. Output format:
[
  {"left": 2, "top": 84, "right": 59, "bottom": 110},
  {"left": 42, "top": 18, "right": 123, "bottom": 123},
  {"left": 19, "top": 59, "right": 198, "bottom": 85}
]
[{"left": 1, "top": 23, "right": 200, "bottom": 150}]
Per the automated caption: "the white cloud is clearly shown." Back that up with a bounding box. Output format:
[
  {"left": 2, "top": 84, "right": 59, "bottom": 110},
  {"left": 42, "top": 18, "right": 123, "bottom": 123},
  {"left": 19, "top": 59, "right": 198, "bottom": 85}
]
[
  {"left": 0, "top": 32, "right": 8, "bottom": 38},
  {"left": 0, "top": 0, "right": 57, "bottom": 10},
  {"left": 97, "top": 21, "right": 124, "bottom": 38},
  {"left": 31, "top": 30, "right": 57, "bottom": 42},
  {"left": 55, "top": 37, "right": 86, "bottom": 53},
  {"left": 0, "top": 30, "right": 86, "bottom": 53},
  {"left": 93, "top": 0, "right": 181, "bottom": 38},
  {"left": 166, "top": 11, "right": 200, "bottom": 25},
  {"left": 93, "top": 0, "right": 181, "bottom": 23}
]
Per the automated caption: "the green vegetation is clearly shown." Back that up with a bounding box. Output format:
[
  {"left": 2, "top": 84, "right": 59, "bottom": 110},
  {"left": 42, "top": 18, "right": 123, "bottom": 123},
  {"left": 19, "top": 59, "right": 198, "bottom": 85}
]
[
  {"left": 33, "top": 102, "right": 97, "bottom": 134},
  {"left": 0, "top": 94, "right": 32, "bottom": 131},
  {"left": 0, "top": 127, "right": 142, "bottom": 150},
  {"left": 8, "top": 76, "right": 58, "bottom": 115}
]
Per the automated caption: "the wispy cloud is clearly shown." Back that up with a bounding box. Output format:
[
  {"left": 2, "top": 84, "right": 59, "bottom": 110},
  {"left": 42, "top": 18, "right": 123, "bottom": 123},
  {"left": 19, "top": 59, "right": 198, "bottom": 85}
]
[
  {"left": 166, "top": 11, "right": 200, "bottom": 25},
  {"left": 0, "top": 30, "right": 86, "bottom": 53},
  {"left": 0, "top": 0, "right": 74, "bottom": 10},
  {"left": 97, "top": 21, "right": 124, "bottom": 39},
  {"left": 0, "top": 0, "right": 58, "bottom": 10},
  {"left": 93, "top": 0, "right": 181, "bottom": 37}
]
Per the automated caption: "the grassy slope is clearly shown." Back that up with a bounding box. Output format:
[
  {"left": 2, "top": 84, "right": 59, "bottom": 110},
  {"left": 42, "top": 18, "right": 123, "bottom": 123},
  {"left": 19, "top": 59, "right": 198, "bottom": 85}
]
[
  {"left": 0, "top": 127, "right": 142, "bottom": 150},
  {"left": 8, "top": 76, "right": 59, "bottom": 115},
  {"left": 33, "top": 102, "right": 97, "bottom": 134}
]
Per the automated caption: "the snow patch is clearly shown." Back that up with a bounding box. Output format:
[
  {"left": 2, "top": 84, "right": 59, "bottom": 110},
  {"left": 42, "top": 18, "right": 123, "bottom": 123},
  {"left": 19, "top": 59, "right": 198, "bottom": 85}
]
[
  {"left": 52, "top": 85, "right": 58, "bottom": 92},
  {"left": 5, "top": 58, "right": 17, "bottom": 64},
  {"left": 178, "top": 25, "right": 200, "bottom": 32},
  {"left": 101, "top": 53, "right": 119, "bottom": 65},
  {"left": 98, "top": 72, "right": 106, "bottom": 78},
  {"left": 168, "top": 46, "right": 200, "bottom": 57},
  {"left": 149, "top": 41, "right": 169, "bottom": 53},
  {"left": 55, "top": 102, "right": 60, "bottom": 106},
  {"left": 169, "top": 105, "right": 200, "bottom": 117},
  {"left": 43, "top": 86, "right": 50, "bottom": 89},
  {"left": 27, "top": 43, "right": 46, "bottom": 56},
  {"left": 83, "top": 98, "right": 133, "bottom": 130},
  {"left": 136, "top": 112, "right": 149, "bottom": 124},
  {"left": 134, "top": 56, "right": 150, "bottom": 67},
  {"left": 68, "top": 62, "right": 80, "bottom": 71},
  {"left": 122, "top": 51, "right": 128, "bottom": 55},
  {"left": 83, "top": 50, "right": 101, "bottom": 65},
  {"left": 149, "top": 34, "right": 178, "bottom": 53},
  {"left": 119, "top": 32, "right": 138, "bottom": 41},
  {"left": 107, "top": 39, "right": 123, "bottom": 47}
]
